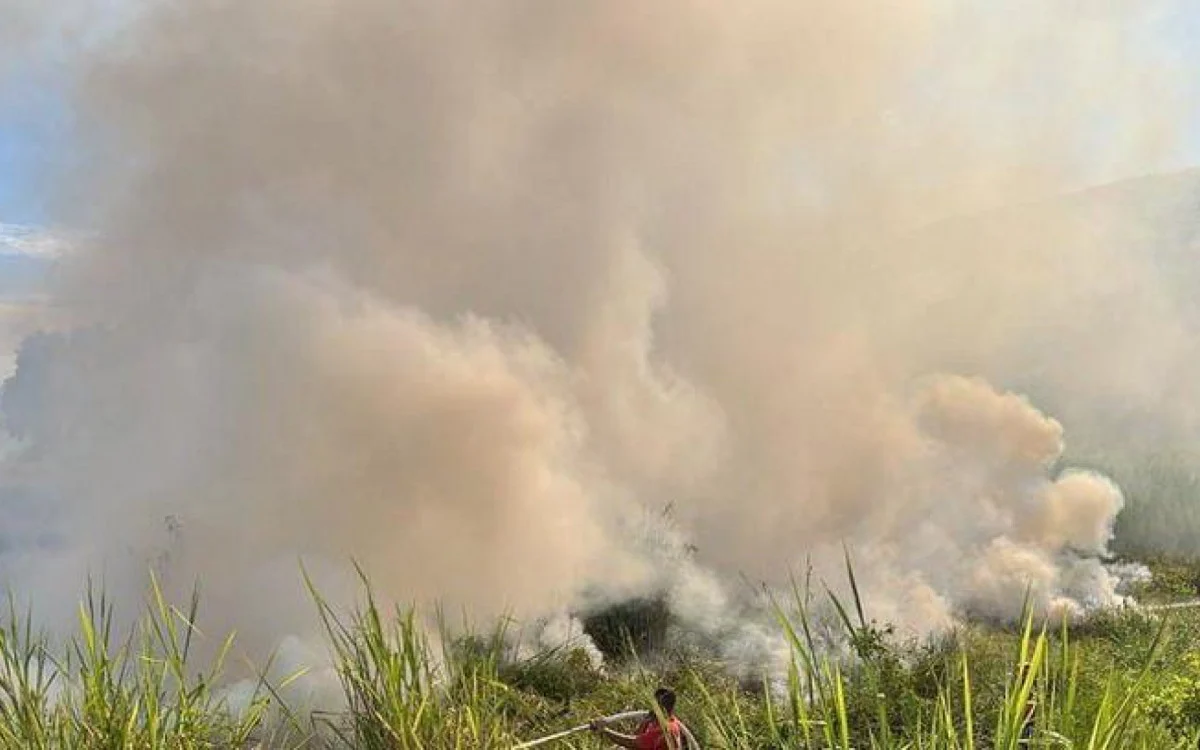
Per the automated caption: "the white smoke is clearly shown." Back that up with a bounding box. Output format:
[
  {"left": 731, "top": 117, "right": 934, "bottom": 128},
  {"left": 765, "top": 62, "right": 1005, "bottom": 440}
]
[{"left": 0, "top": 0, "right": 1194, "bottom": 688}]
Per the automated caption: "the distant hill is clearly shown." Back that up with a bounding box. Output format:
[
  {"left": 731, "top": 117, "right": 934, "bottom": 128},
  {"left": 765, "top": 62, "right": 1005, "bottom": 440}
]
[{"left": 891, "top": 168, "right": 1200, "bottom": 441}]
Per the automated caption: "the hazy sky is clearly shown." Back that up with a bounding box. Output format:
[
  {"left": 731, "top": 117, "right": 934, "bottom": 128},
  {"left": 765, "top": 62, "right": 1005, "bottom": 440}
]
[{"left": 3, "top": 1, "right": 1200, "bottom": 226}]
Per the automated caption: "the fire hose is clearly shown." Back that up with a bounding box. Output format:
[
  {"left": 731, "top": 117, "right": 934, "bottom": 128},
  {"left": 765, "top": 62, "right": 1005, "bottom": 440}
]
[{"left": 513, "top": 710, "right": 701, "bottom": 750}]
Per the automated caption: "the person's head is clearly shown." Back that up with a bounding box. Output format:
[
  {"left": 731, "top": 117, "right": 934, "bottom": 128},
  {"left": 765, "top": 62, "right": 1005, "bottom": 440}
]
[{"left": 654, "top": 687, "right": 677, "bottom": 716}]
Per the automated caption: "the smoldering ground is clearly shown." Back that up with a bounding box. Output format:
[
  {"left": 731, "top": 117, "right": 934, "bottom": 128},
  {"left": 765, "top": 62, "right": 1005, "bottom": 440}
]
[{"left": 0, "top": 0, "right": 1198, "bottom": 686}]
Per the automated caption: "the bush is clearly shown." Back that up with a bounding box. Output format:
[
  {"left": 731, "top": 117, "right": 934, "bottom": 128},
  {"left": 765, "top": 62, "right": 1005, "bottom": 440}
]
[{"left": 581, "top": 596, "right": 672, "bottom": 663}]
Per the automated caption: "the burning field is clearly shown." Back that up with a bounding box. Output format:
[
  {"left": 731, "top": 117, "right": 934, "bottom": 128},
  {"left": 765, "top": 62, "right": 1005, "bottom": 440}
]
[{"left": 2, "top": 0, "right": 1200, "bottom": 746}]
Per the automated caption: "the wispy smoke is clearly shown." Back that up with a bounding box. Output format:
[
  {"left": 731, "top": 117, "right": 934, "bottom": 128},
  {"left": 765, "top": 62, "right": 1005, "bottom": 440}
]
[{"left": 0, "top": 0, "right": 1197, "bottom": 683}]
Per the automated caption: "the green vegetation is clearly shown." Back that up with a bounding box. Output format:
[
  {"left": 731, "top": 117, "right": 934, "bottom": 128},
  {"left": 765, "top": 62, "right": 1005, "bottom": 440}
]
[
  {"left": 1, "top": 560, "right": 1200, "bottom": 748},
  {"left": 1122, "top": 556, "right": 1200, "bottom": 605},
  {"left": 1068, "top": 448, "right": 1200, "bottom": 561},
  {"left": 0, "top": 576, "right": 276, "bottom": 748}
]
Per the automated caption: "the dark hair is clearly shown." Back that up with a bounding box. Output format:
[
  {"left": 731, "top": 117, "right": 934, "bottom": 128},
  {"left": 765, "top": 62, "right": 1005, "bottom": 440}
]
[{"left": 654, "top": 687, "right": 676, "bottom": 715}]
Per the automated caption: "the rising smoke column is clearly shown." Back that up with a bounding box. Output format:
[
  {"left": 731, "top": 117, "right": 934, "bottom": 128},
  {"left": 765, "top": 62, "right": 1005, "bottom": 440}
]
[{"left": 0, "top": 0, "right": 1194, "bottom": 678}]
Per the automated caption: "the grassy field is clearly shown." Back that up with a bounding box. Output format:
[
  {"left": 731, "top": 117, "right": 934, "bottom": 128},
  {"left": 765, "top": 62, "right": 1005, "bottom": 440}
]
[{"left": 1, "top": 560, "right": 1200, "bottom": 749}]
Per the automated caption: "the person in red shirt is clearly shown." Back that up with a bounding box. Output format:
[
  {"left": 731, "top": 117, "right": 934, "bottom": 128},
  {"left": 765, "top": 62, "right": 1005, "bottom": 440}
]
[{"left": 590, "top": 688, "right": 684, "bottom": 750}]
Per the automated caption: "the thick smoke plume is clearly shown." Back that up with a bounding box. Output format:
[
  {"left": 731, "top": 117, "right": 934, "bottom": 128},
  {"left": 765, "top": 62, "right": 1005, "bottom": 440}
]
[{"left": 1, "top": 0, "right": 1198, "bottom": 681}]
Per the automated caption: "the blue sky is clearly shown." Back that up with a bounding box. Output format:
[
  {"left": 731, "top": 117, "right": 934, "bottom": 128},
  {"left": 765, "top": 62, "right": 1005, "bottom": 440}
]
[
  {"left": 0, "top": 78, "right": 72, "bottom": 226},
  {"left": 1160, "top": 6, "right": 1200, "bottom": 170}
]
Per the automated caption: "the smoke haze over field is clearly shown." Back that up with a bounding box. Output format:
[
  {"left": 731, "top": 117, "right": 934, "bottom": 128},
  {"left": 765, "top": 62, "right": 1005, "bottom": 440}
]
[{"left": 2, "top": 0, "right": 1200, "bottom": 676}]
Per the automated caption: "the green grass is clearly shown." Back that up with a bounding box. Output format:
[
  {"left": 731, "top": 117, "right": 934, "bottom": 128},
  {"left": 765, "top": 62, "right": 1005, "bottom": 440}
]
[
  {"left": 0, "top": 574, "right": 278, "bottom": 748},
  {"left": 0, "top": 561, "right": 1199, "bottom": 748}
]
